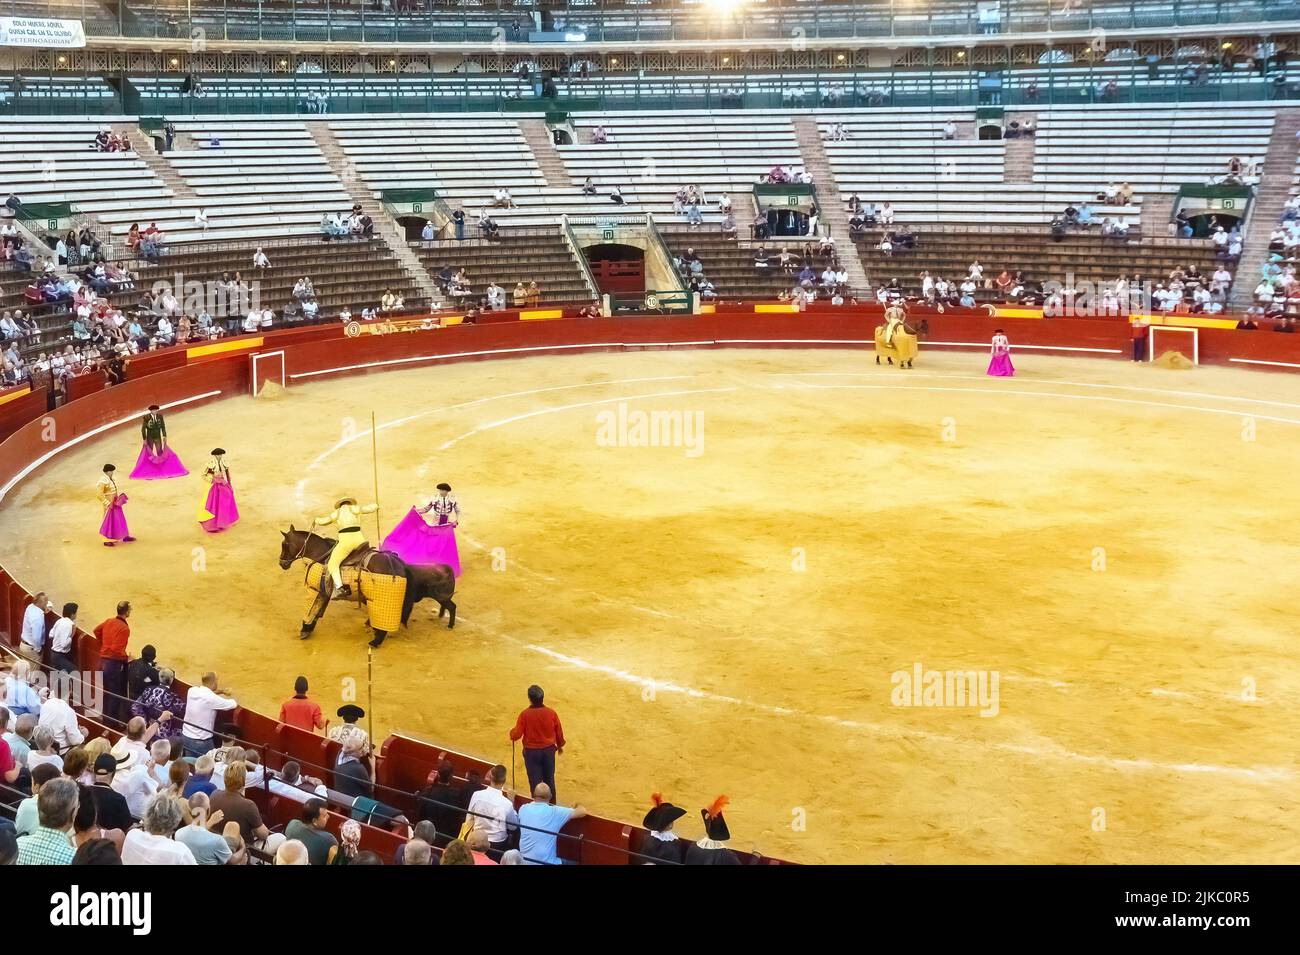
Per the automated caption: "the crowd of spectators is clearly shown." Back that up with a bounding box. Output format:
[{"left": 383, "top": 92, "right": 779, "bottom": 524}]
[
  {"left": 320, "top": 203, "right": 375, "bottom": 242},
  {"left": 1, "top": 602, "right": 746, "bottom": 864}
]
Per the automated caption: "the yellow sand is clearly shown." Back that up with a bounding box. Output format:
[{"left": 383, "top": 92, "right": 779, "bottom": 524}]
[{"left": 2, "top": 348, "right": 1298, "bottom": 865}]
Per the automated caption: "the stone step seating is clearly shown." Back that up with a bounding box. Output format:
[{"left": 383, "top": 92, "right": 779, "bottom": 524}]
[{"left": 410, "top": 232, "right": 592, "bottom": 307}]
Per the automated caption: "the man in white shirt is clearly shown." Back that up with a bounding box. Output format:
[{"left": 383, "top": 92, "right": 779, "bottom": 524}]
[
  {"left": 466, "top": 763, "right": 518, "bottom": 856},
  {"left": 111, "top": 756, "right": 159, "bottom": 819},
  {"left": 37, "top": 681, "right": 84, "bottom": 750},
  {"left": 266, "top": 761, "right": 328, "bottom": 804},
  {"left": 111, "top": 717, "right": 157, "bottom": 768},
  {"left": 18, "top": 592, "right": 50, "bottom": 661},
  {"left": 182, "top": 671, "right": 238, "bottom": 757},
  {"left": 122, "top": 792, "right": 196, "bottom": 865},
  {"left": 243, "top": 310, "right": 260, "bottom": 333}
]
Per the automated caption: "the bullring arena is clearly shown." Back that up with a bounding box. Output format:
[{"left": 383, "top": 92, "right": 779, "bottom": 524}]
[
  {"left": 5, "top": 0, "right": 1300, "bottom": 878},
  {"left": 3, "top": 313, "right": 1300, "bottom": 865}
]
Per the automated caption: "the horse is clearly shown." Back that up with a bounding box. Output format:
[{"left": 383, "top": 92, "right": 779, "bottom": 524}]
[
  {"left": 278, "top": 525, "right": 457, "bottom": 647},
  {"left": 874, "top": 322, "right": 919, "bottom": 368}
]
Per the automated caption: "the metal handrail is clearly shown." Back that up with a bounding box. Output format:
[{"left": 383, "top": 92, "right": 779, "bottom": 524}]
[{"left": 559, "top": 215, "right": 601, "bottom": 300}]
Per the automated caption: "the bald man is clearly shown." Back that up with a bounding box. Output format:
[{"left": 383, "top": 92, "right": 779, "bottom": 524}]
[{"left": 517, "top": 783, "right": 587, "bottom": 866}]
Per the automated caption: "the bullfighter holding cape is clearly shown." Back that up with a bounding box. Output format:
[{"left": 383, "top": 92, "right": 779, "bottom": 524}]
[
  {"left": 199, "top": 448, "right": 240, "bottom": 532},
  {"left": 130, "top": 404, "right": 189, "bottom": 479},
  {"left": 97, "top": 464, "right": 134, "bottom": 546},
  {"left": 381, "top": 482, "right": 462, "bottom": 576}
]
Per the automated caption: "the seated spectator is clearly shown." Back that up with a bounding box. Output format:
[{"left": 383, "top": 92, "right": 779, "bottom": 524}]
[
  {"left": 420, "top": 220, "right": 436, "bottom": 241},
  {"left": 479, "top": 212, "right": 500, "bottom": 239},
  {"left": 753, "top": 245, "right": 770, "bottom": 270},
  {"left": 284, "top": 798, "right": 339, "bottom": 865},
  {"left": 121, "top": 792, "right": 195, "bottom": 865},
  {"left": 591, "top": 124, "right": 608, "bottom": 144},
  {"left": 942, "top": 120, "right": 957, "bottom": 140},
  {"left": 518, "top": 783, "right": 587, "bottom": 865},
  {"left": 609, "top": 186, "right": 625, "bottom": 205},
  {"left": 492, "top": 187, "right": 517, "bottom": 209},
  {"left": 513, "top": 283, "right": 528, "bottom": 308},
  {"left": 252, "top": 247, "right": 271, "bottom": 269},
  {"left": 581, "top": 177, "right": 596, "bottom": 196},
  {"left": 17, "top": 777, "right": 80, "bottom": 864}
]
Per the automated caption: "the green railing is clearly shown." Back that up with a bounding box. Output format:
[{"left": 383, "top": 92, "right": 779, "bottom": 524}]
[
  {"left": 5, "top": 62, "right": 1300, "bottom": 116},
  {"left": 6, "top": 0, "right": 1299, "bottom": 45}
]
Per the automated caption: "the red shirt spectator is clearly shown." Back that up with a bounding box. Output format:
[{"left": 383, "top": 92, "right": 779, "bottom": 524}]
[
  {"left": 279, "top": 677, "right": 326, "bottom": 733},
  {"left": 510, "top": 701, "right": 565, "bottom": 750},
  {"left": 94, "top": 612, "right": 130, "bottom": 661}
]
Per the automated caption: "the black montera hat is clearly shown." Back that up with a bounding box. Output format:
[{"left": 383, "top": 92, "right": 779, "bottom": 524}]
[
  {"left": 337, "top": 704, "right": 365, "bottom": 722},
  {"left": 701, "top": 795, "right": 731, "bottom": 841},
  {"left": 436, "top": 483, "right": 451, "bottom": 492},
  {"left": 642, "top": 793, "right": 687, "bottom": 832}
]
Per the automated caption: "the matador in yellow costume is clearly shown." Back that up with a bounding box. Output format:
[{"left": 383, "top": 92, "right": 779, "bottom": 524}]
[{"left": 314, "top": 497, "right": 379, "bottom": 598}]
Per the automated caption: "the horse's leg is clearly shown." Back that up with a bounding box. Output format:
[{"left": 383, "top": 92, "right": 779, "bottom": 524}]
[{"left": 301, "top": 589, "right": 328, "bottom": 639}]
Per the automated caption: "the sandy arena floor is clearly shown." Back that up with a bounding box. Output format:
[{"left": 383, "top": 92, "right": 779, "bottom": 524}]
[{"left": 2, "top": 347, "right": 1298, "bottom": 864}]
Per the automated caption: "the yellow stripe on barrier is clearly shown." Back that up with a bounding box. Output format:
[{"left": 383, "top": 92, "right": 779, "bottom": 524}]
[
  {"left": 699, "top": 304, "right": 717, "bottom": 314},
  {"left": 990, "top": 307, "right": 1044, "bottom": 320},
  {"left": 519, "top": 309, "right": 564, "bottom": 321},
  {"left": 1133, "top": 313, "right": 1238, "bottom": 331},
  {"left": 0, "top": 386, "right": 32, "bottom": 408},
  {"left": 187, "top": 337, "right": 264, "bottom": 359},
  {"left": 441, "top": 315, "right": 464, "bottom": 327},
  {"left": 755, "top": 303, "right": 798, "bottom": 314}
]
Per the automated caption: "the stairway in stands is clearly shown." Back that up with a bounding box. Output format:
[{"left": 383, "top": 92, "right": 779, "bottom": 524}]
[
  {"left": 113, "top": 123, "right": 203, "bottom": 206},
  {"left": 518, "top": 119, "right": 573, "bottom": 190},
  {"left": 1231, "top": 107, "right": 1300, "bottom": 308},
  {"left": 308, "top": 121, "right": 442, "bottom": 307},
  {"left": 791, "top": 116, "right": 870, "bottom": 291},
  {"left": 1002, "top": 113, "right": 1037, "bottom": 185}
]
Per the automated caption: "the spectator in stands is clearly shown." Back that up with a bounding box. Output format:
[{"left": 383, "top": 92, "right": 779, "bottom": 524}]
[
  {"left": 479, "top": 210, "right": 501, "bottom": 239},
  {"left": 252, "top": 247, "right": 271, "bottom": 270},
  {"left": 942, "top": 120, "right": 957, "bottom": 140},
  {"left": 16, "top": 777, "right": 79, "bottom": 864},
  {"left": 582, "top": 177, "right": 597, "bottom": 196},
  {"left": 180, "top": 672, "right": 237, "bottom": 758},
  {"left": 285, "top": 798, "right": 339, "bottom": 865},
  {"left": 513, "top": 282, "right": 528, "bottom": 308},
  {"left": 3, "top": 192, "right": 20, "bottom": 217},
  {"left": 880, "top": 201, "right": 895, "bottom": 226},
  {"left": 211, "top": 762, "right": 271, "bottom": 848},
  {"left": 492, "top": 187, "right": 518, "bottom": 209},
  {"left": 685, "top": 796, "right": 740, "bottom": 865},
  {"left": 121, "top": 791, "right": 194, "bottom": 865},
  {"left": 609, "top": 186, "right": 625, "bottom": 205},
  {"left": 592, "top": 124, "right": 608, "bottom": 144},
  {"left": 333, "top": 736, "right": 373, "bottom": 800},
  {"left": 279, "top": 676, "right": 326, "bottom": 734},
  {"left": 720, "top": 212, "right": 737, "bottom": 239},
  {"left": 88, "top": 753, "right": 134, "bottom": 831},
  {"left": 526, "top": 281, "right": 540, "bottom": 306},
  {"left": 467, "top": 764, "right": 518, "bottom": 858},
  {"left": 640, "top": 795, "right": 687, "bottom": 864},
  {"left": 441, "top": 839, "right": 473, "bottom": 865},
  {"left": 416, "top": 759, "right": 465, "bottom": 841},
  {"left": 518, "top": 783, "right": 586, "bottom": 865},
  {"left": 15, "top": 763, "right": 60, "bottom": 835},
  {"left": 174, "top": 792, "right": 231, "bottom": 864}
]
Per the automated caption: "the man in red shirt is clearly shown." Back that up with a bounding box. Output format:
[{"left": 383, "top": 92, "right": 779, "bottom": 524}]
[
  {"left": 509, "top": 684, "right": 565, "bottom": 803},
  {"left": 93, "top": 600, "right": 131, "bottom": 726},
  {"left": 279, "top": 676, "right": 327, "bottom": 734}
]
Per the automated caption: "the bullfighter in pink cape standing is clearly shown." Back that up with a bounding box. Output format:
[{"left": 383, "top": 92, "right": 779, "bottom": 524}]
[
  {"left": 97, "top": 463, "right": 135, "bottom": 546},
  {"left": 987, "top": 329, "right": 1015, "bottom": 377},
  {"left": 199, "top": 448, "right": 240, "bottom": 533},
  {"left": 382, "top": 482, "right": 462, "bottom": 576},
  {"left": 129, "top": 404, "right": 189, "bottom": 479}
]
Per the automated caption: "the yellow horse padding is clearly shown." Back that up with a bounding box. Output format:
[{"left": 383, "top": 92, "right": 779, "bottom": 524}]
[
  {"left": 874, "top": 325, "right": 919, "bottom": 363},
  {"left": 301, "top": 560, "right": 406, "bottom": 633}
]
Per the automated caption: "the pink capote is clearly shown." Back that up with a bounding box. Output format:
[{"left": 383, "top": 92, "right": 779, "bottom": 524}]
[
  {"left": 200, "top": 477, "right": 240, "bottom": 533},
  {"left": 99, "top": 493, "right": 130, "bottom": 540},
  {"left": 381, "top": 508, "right": 462, "bottom": 576},
  {"left": 129, "top": 443, "right": 189, "bottom": 479}
]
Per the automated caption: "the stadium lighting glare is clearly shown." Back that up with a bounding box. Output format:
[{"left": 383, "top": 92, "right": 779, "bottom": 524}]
[{"left": 705, "top": 0, "right": 749, "bottom": 17}]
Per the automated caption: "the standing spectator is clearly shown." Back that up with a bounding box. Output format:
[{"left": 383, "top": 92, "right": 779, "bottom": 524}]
[
  {"left": 517, "top": 783, "right": 586, "bottom": 865},
  {"left": 121, "top": 792, "right": 195, "bottom": 865},
  {"left": 47, "top": 602, "right": 78, "bottom": 673},
  {"left": 252, "top": 247, "right": 271, "bottom": 269},
  {"left": 279, "top": 676, "right": 327, "bottom": 733},
  {"left": 465, "top": 764, "right": 518, "bottom": 857},
  {"left": 93, "top": 601, "right": 132, "bottom": 725},
  {"left": 126, "top": 644, "right": 159, "bottom": 701},
  {"left": 509, "top": 684, "right": 565, "bottom": 802},
  {"left": 285, "top": 798, "right": 339, "bottom": 865},
  {"left": 16, "top": 777, "right": 79, "bottom": 864},
  {"left": 180, "top": 672, "right": 238, "bottom": 757},
  {"left": 18, "top": 591, "right": 50, "bottom": 661}
]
